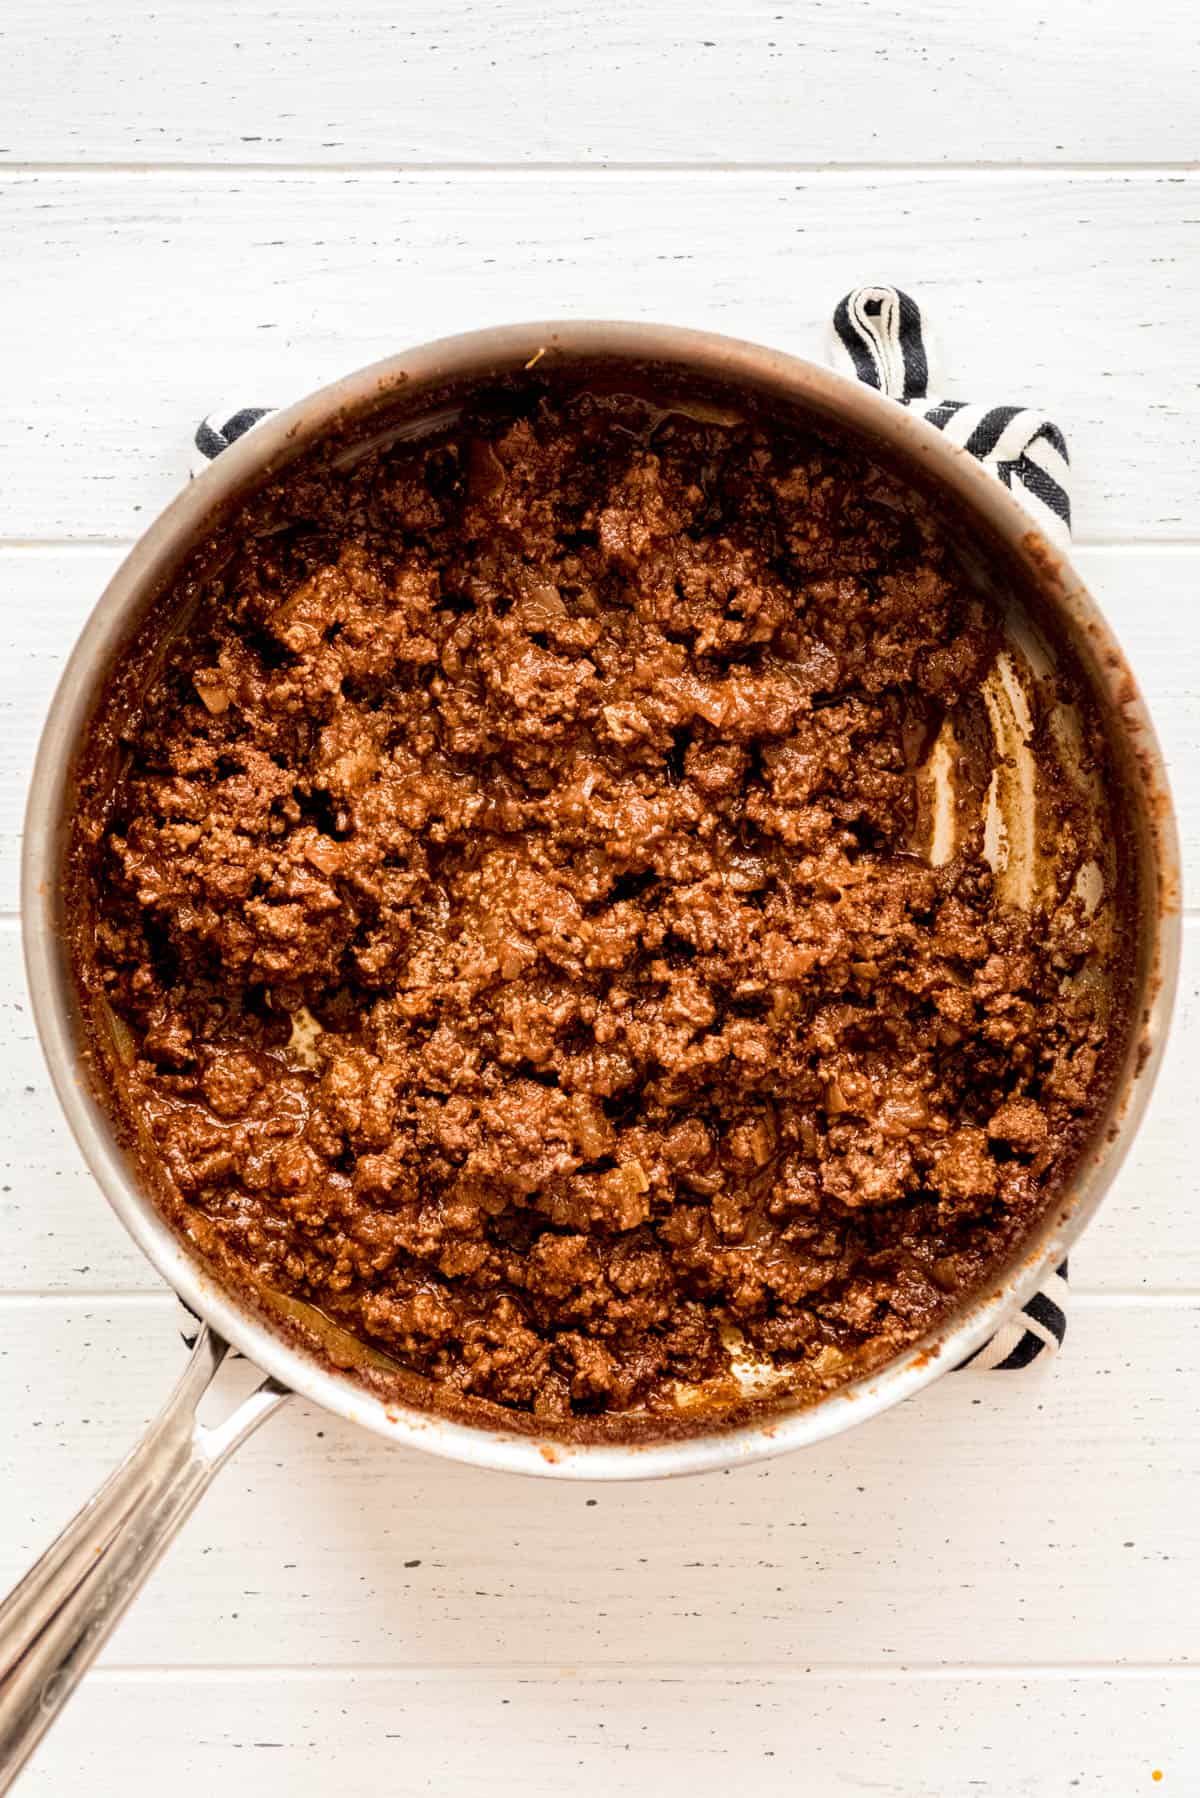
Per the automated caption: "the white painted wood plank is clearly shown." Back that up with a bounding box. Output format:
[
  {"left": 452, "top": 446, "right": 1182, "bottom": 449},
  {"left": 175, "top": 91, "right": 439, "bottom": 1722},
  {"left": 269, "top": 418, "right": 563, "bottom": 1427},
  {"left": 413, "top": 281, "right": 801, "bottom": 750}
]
[
  {"left": 1072, "top": 547, "right": 1200, "bottom": 908},
  {"left": 0, "top": 1299, "right": 1195, "bottom": 1668},
  {"left": 4, "top": 0, "right": 1198, "bottom": 168},
  {"left": 0, "top": 927, "right": 153, "bottom": 1293},
  {"left": 18, "top": 1668, "right": 1198, "bottom": 1798},
  {"left": 2, "top": 172, "right": 1197, "bottom": 543},
  {"left": 1069, "top": 921, "right": 1200, "bottom": 1292},
  {"left": 1, "top": 16, "right": 1191, "bottom": 1774},
  {"left": 0, "top": 549, "right": 111, "bottom": 919}
]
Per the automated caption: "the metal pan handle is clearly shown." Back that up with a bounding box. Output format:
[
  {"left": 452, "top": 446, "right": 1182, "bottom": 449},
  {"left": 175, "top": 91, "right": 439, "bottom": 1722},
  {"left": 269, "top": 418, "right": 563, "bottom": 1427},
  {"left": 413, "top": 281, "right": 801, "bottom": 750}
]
[{"left": 0, "top": 1324, "right": 289, "bottom": 1792}]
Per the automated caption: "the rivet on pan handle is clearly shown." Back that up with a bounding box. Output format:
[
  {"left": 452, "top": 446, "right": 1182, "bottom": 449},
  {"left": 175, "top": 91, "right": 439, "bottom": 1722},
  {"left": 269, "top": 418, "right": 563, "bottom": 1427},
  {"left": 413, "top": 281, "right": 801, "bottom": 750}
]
[{"left": 0, "top": 1327, "right": 289, "bottom": 1792}]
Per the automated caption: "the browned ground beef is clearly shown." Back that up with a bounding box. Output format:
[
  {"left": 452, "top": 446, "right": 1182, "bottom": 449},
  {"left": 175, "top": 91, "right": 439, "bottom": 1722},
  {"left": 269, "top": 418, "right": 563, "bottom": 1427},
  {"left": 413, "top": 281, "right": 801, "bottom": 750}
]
[{"left": 87, "top": 386, "right": 1113, "bottom": 1433}]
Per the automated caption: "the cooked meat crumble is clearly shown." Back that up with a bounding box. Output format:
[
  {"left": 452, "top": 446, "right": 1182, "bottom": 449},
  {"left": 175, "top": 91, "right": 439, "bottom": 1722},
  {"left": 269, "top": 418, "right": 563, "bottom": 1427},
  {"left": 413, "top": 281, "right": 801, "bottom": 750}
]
[{"left": 80, "top": 384, "right": 1120, "bottom": 1435}]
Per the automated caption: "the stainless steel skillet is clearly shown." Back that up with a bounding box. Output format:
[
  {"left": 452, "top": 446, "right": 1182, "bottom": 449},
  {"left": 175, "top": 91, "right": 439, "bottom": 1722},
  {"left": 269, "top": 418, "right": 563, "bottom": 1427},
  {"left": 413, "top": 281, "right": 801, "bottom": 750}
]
[{"left": 1, "top": 322, "right": 1180, "bottom": 1790}]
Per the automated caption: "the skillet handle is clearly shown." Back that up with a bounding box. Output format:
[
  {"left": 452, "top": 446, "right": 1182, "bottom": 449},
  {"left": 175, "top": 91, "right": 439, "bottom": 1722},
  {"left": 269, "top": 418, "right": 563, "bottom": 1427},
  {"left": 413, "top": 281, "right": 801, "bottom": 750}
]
[{"left": 0, "top": 1324, "right": 288, "bottom": 1793}]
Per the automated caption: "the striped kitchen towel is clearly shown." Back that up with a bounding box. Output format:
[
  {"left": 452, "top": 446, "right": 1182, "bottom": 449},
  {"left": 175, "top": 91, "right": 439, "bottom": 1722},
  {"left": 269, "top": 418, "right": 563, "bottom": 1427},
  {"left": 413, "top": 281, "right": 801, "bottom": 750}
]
[
  {"left": 829, "top": 283, "right": 1072, "bottom": 549},
  {"left": 184, "top": 288, "right": 1071, "bottom": 1373}
]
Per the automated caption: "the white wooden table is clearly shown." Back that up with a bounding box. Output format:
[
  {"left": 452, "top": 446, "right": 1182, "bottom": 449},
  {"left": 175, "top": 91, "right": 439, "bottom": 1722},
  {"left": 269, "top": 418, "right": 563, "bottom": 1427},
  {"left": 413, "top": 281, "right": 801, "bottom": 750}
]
[{"left": 2, "top": 4, "right": 1197, "bottom": 1791}]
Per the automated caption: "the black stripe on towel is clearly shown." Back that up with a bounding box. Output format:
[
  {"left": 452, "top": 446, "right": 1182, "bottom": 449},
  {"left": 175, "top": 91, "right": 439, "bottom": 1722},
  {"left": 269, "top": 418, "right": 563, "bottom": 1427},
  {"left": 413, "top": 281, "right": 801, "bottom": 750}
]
[
  {"left": 1002, "top": 452, "right": 1072, "bottom": 531},
  {"left": 991, "top": 1329, "right": 1050, "bottom": 1372},
  {"left": 832, "top": 287, "right": 930, "bottom": 401},
  {"left": 923, "top": 399, "right": 968, "bottom": 431},
  {"left": 193, "top": 418, "right": 229, "bottom": 462},
  {"left": 1037, "top": 421, "right": 1070, "bottom": 464},
  {"left": 962, "top": 404, "right": 1024, "bottom": 461},
  {"left": 1022, "top": 1286, "right": 1068, "bottom": 1345},
  {"left": 193, "top": 406, "right": 273, "bottom": 464},
  {"left": 954, "top": 1262, "right": 1069, "bottom": 1371},
  {"left": 217, "top": 406, "right": 272, "bottom": 446},
  {"left": 832, "top": 294, "right": 880, "bottom": 387},
  {"left": 895, "top": 288, "right": 929, "bottom": 401}
]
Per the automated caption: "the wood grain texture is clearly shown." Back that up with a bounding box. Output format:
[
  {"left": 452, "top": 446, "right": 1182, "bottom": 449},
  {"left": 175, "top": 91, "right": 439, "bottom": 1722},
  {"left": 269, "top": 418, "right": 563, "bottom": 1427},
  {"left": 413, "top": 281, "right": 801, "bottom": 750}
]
[
  {"left": 4, "top": 15, "right": 1199, "bottom": 1777},
  {"left": 18, "top": 1669, "right": 1197, "bottom": 1797},
  {"left": 3, "top": 0, "right": 1198, "bottom": 168},
  {"left": 2, "top": 172, "right": 1197, "bottom": 542},
  {"left": 0, "top": 1299, "right": 1194, "bottom": 1670}
]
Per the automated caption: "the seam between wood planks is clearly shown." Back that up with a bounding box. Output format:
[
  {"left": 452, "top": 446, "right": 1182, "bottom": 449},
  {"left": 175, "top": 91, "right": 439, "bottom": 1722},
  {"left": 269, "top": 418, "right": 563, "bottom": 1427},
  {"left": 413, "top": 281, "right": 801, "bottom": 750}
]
[
  {"left": 80, "top": 1662, "right": 1200, "bottom": 1682},
  {"left": 1, "top": 162, "right": 1199, "bottom": 181}
]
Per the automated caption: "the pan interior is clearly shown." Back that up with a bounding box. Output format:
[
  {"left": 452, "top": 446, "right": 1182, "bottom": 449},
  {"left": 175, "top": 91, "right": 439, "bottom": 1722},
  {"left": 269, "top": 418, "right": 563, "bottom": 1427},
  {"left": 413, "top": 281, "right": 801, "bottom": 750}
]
[{"left": 58, "top": 357, "right": 1139, "bottom": 1442}]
